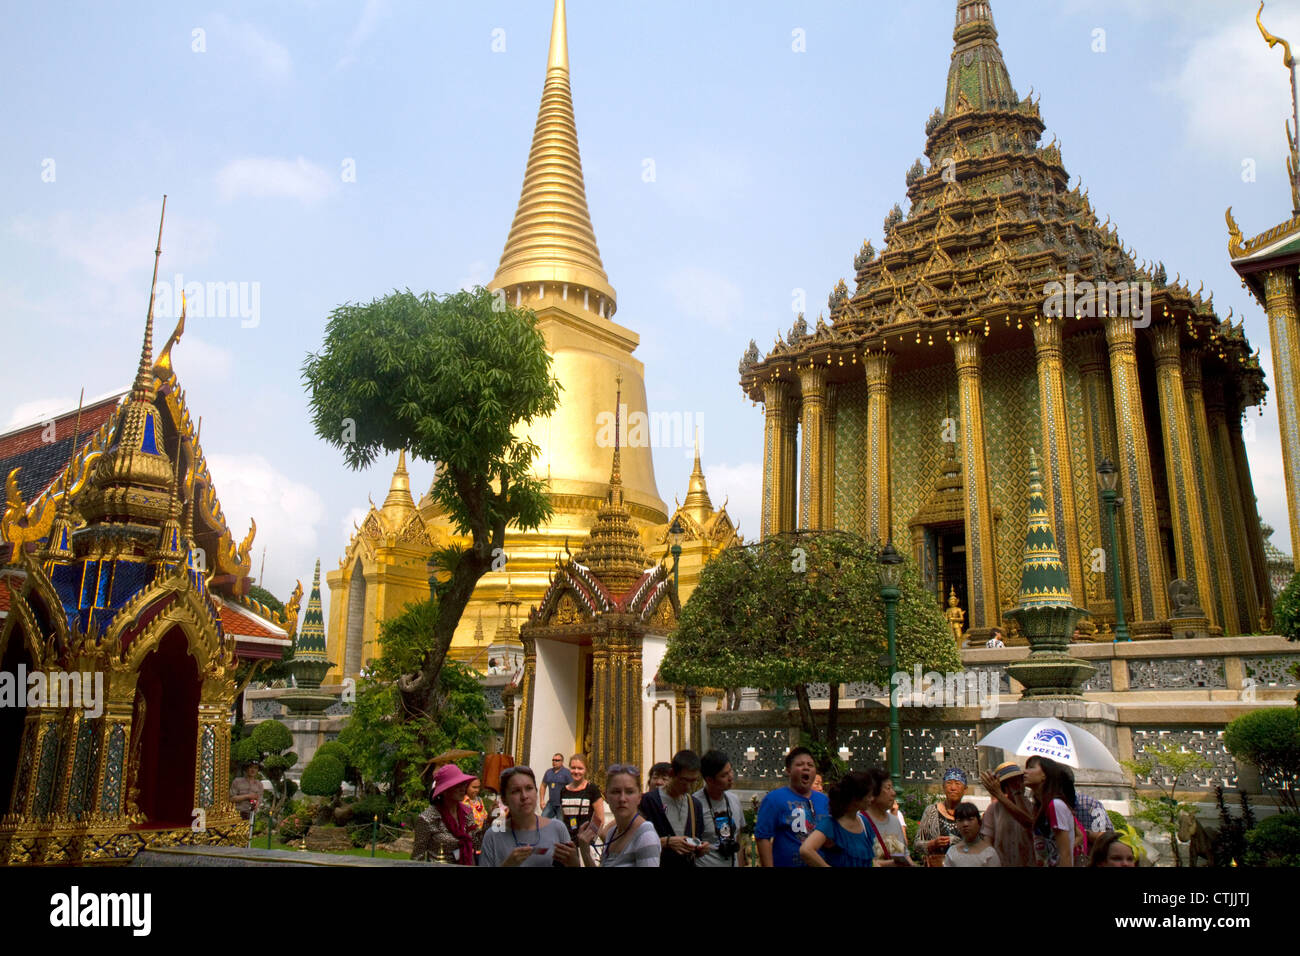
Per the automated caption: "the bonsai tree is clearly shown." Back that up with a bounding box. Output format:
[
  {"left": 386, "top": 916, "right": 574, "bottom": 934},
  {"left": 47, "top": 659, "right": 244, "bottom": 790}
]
[
  {"left": 233, "top": 719, "right": 298, "bottom": 820},
  {"left": 302, "top": 287, "right": 560, "bottom": 717},
  {"left": 1242, "top": 812, "right": 1300, "bottom": 866},
  {"left": 300, "top": 753, "right": 347, "bottom": 824},
  {"left": 660, "top": 530, "right": 961, "bottom": 766},
  {"left": 1122, "top": 742, "right": 1212, "bottom": 867},
  {"left": 1223, "top": 707, "right": 1300, "bottom": 812}
]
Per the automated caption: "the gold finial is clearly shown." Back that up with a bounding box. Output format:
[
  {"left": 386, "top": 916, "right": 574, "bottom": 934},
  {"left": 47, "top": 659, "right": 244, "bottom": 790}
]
[
  {"left": 491, "top": 0, "right": 615, "bottom": 313},
  {"left": 156, "top": 289, "right": 186, "bottom": 376},
  {"left": 133, "top": 195, "right": 167, "bottom": 400},
  {"left": 1259, "top": 2, "right": 1294, "bottom": 68}
]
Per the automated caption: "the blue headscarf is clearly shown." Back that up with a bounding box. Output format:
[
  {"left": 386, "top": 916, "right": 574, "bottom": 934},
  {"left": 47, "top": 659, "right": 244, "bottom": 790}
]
[{"left": 943, "top": 767, "right": 968, "bottom": 784}]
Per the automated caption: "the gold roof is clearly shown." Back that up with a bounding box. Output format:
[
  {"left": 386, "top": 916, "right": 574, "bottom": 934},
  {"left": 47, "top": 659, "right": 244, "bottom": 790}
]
[
  {"left": 491, "top": 0, "right": 617, "bottom": 313},
  {"left": 680, "top": 431, "right": 714, "bottom": 527},
  {"left": 380, "top": 449, "right": 416, "bottom": 521}
]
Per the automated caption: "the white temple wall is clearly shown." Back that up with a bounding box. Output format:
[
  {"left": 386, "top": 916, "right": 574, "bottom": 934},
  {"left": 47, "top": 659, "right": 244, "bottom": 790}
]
[{"left": 530, "top": 640, "right": 580, "bottom": 761}]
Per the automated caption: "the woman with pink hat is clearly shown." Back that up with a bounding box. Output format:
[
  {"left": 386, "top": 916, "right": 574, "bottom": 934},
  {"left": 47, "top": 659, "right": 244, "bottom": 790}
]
[{"left": 412, "top": 763, "right": 480, "bottom": 865}]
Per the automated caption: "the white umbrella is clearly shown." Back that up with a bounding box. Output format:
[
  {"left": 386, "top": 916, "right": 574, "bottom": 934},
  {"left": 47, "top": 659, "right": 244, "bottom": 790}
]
[{"left": 976, "top": 717, "right": 1121, "bottom": 773}]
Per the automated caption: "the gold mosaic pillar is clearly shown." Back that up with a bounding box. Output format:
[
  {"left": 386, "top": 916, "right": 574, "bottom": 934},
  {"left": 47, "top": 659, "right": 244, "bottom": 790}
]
[
  {"left": 1151, "top": 323, "right": 1216, "bottom": 627},
  {"left": 1228, "top": 407, "right": 1274, "bottom": 626},
  {"left": 517, "top": 636, "right": 537, "bottom": 765},
  {"left": 783, "top": 393, "right": 800, "bottom": 532},
  {"left": 590, "top": 637, "right": 611, "bottom": 780},
  {"left": 1032, "top": 318, "right": 1084, "bottom": 604},
  {"left": 1103, "top": 314, "right": 1170, "bottom": 630},
  {"left": 1263, "top": 268, "right": 1300, "bottom": 569},
  {"left": 1181, "top": 349, "right": 1239, "bottom": 633},
  {"left": 951, "top": 332, "right": 1000, "bottom": 631},
  {"left": 1206, "top": 379, "right": 1260, "bottom": 633},
  {"left": 799, "top": 365, "right": 828, "bottom": 530},
  {"left": 1078, "top": 330, "right": 1123, "bottom": 610},
  {"left": 865, "top": 350, "right": 895, "bottom": 543},
  {"left": 673, "top": 691, "right": 687, "bottom": 752},
  {"left": 823, "top": 385, "right": 838, "bottom": 529},
  {"left": 761, "top": 380, "right": 791, "bottom": 537}
]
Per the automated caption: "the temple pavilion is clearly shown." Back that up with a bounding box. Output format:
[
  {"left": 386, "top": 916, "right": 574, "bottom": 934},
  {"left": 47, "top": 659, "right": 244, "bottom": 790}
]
[
  {"left": 324, "top": 0, "right": 739, "bottom": 687},
  {"left": 739, "top": 0, "right": 1271, "bottom": 641},
  {"left": 0, "top": 203, "right": 295, "bottom": 864}
]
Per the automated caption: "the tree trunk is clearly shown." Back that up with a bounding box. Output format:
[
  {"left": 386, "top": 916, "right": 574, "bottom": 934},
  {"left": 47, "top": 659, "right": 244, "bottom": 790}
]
[{"left": 794, "top": 684, "right": 820, "bottom": 744}]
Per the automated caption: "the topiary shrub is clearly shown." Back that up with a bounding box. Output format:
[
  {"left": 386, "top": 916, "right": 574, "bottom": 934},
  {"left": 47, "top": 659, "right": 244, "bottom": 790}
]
[
  {"left": 301, "top": 755, "right": 345, "bottom": 799},
  {"left": 349, "top": 793, "right": 395, "bottom": 826},
  {"left": 1272, "top": 571, "right": 1300, "bottom": 642},
  {"left": 1223, "top": 708, "right": 1300, "bottom": 812},
  {"left": 1243, "top": 813, "right": 1300, "bottom": 866}
]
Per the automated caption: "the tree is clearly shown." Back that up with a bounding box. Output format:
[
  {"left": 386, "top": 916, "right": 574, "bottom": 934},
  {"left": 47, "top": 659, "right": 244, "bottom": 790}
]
[
  {"left": 336, "top": 598, "right": 491, "bottom": 806},
  {"left": 1272, "top": 571, "right": 1300, "bottom": 642},
  {"left": 233, "top": 719, "right": 298, "bottom": 820},
  {"left": 302, "top": 287, "right": 560, "bottom": 715},
  {"left": 1224, "top": 707, "right": 1300, "bottom": 812},
  {"left": 659, "top": 530, "right": 961, "bottom": 765},
  {"left": 1121, "top": 742, "right": 1212, "bottom": 867}
]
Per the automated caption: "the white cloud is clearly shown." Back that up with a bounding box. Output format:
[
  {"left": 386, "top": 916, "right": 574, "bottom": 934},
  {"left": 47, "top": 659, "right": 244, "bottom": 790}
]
[
  {"left": 210, "top": 14, "right": 292, "bottom": 78},
  {"left": 336, "top": 0, "right": 389, "bottom": 70},
  {"left": 341, "top": 506, "right": 368, "bottom": 548},
  {"left": 205, "top": 452, "right": 326, "bottom": 594},
  {"left": 702, "top": 460, "right": 761, "bottom": 542},
  {"left": 458, "top": 260, "right": 491, "bottom": 291},
  {"left": 1163, "top": 7, "right": 1300, "bottom": 162},
  {"left": 215, "top": 157, "right": 335, "bottom": 204},
  {"left": 173, "top": 334, "right": 234, "bottom": 383},
  {"left": 664, "top": 265, "right": 744, "bottom": 329}
]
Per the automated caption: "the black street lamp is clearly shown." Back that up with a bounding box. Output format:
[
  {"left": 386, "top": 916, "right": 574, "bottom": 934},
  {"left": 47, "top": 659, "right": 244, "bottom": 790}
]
[
  {"left": 877, "top": 540, "right": 904, "bottom": 789},
  {"left": 1097, "top": 457, "right": 1131, "bottom": 643}
]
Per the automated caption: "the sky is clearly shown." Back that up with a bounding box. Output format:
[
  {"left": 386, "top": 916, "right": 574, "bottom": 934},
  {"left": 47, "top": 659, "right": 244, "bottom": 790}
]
[{"left": 3, "top": 0, "right": 1300, "bottom": 628}]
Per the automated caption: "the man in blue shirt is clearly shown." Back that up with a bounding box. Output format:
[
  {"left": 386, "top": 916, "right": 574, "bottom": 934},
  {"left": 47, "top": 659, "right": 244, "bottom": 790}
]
[
  {"left": 540, "top": 753, "right": 572, "bottom": 819},
  {"left": 755, "top": 746, "right": 830, "bottom": 867}
]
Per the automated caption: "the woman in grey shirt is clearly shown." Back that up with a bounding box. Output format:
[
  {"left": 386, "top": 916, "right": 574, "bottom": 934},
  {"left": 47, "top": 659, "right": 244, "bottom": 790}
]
[
  {"left": 577, "top": 764, "right": 660, "bottom": 867},
  {"left": 480, "top": 766, "right": 578, "bottom": 868}
]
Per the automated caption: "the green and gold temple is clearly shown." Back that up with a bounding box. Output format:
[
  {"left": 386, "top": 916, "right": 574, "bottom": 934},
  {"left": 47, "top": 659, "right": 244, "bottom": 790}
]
[
  {"left": 324, "top": 0, "right": 739, "bottom": 687},
  {"left": 740, "top": 0, "right": 1272, "bottom": 640}
]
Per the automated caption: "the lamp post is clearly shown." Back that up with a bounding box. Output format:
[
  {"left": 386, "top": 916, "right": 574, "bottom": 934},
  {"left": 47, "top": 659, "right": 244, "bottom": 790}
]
[
  {"left": 1096, "top": 457, "right": 1131, "bottom": 643},
  {"left": 669, "top": 517, "right": 684, "bottom": 597},
  {"left": 877, "top": 540, "right": 904, "bottom": 789}
]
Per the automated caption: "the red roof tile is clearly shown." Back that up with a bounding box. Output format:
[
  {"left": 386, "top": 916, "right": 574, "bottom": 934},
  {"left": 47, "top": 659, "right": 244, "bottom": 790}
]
[
  {"left": 0, "top": 392, "right": 125, "bottom": 501},
  {"left": 218, "top": 598, "right": 288, "bottom": 641}
]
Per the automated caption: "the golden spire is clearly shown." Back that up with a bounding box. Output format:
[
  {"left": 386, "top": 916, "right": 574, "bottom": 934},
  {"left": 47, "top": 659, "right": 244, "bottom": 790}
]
[
  {"left": 609, "top": 371, "right": 623, "bottom": 503},
  {"left": 132, "top": 195, "right": 166, "bottom": 401},
  {"left": 681, "top": 426, "right": 714, "bottom": 524},
  {"left": 381, "top": 449, "right": 416, "bottom": 519},
  {"left": 491, "top": 0, "right": 617, "bottom": 316}
]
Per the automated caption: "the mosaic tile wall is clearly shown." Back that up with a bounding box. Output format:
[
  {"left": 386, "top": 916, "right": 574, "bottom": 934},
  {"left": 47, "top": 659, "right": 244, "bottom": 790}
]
[
  {"left": 1062, "top": 342, "right": 1104, "bottom": 605},
  {"left": 889, "top": 362, "right": 958, "bottom": 542},
  {"left": 833, "top": 380, "right": 869, "bottom": 536},
  {"left": 981, "top": 346, "right": 1039, "bottom": 612}
]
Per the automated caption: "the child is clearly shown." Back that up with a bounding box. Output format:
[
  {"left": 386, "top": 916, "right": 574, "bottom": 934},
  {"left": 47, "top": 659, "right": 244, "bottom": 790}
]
[{"left": 943, "top": 802, "right": 1001, "bottom": 867}]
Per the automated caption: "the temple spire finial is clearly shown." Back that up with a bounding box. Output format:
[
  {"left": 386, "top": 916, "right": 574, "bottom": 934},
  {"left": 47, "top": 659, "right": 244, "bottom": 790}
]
[
  {"left": 610, "top": 371, "right": 623, "bottom": 492},
  {"left": 547, "top": 0, "right": 568, "bottom": 72},
  {"left": 133, "top": 195, "right": 166, "bottom": 400}
]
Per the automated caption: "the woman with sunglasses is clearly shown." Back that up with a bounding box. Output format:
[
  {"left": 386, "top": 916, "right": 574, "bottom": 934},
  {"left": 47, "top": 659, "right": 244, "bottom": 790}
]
[{"left": 576, "top": 764, "right": 660, "bottom": 867}]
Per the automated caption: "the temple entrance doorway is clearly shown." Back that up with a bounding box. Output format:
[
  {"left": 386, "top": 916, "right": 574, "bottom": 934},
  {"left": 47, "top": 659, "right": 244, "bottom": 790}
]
[
  {"left": 937, "top": 526, "right": 968, "bottom": 618},
  {"left": 0, "top": 631, "right": 32, "bottom": 818},
  {"left": 131, "top": 628, "right": 200, "bottom": 827}
]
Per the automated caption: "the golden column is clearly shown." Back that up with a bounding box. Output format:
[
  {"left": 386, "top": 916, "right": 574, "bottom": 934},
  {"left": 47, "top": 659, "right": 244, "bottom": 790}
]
[
  {"left": 1262, "top": 268, "right": 1300, "bottom": 568},
  {"left": 590, "top": 635, "right": 611, "bottom": 779},
  {"left": 1228, "top": 405, "right": 1274, "bottom": 626},
  {"left": 823, "top": 385, "right": 838, "bottom": 529},
  {"left": 761, "top": 380, "right": 791, "bottom": 537},
  {"left": 1103, "top": 314, "right": 1169, "bottom": 630},
  {"left": 798, "top": 365, "right": 828, "bottom": 530},
  {"left": 1205, "top": 379, "right": 1260, "bottom": 633},
  {"left": 864, "top": 350, "right": 895, "bottom": 543},
  {"left": 1151, "top": 323, "right": 1217, "bottom": 626},
  {"left": 589, "top": 628, "right": 643, "bottom": 781},
  {"left": 782, "top": 395, "right": 799, "bottom": 531},
  {"left": 1032, "top": 318, "right": 1085, "bottom": 604},
  {"left": 517, "top": 636, "right": 537, "bottom": 764},
  {"left": 1181, "top": 348, "right": 1239, "bottom": 633},
  {"left": 1078, "top": 330, "right": 1122, "bottom": 612},
  {"left": 951, "top": 332, "right": 1000, "bottom": 631}
]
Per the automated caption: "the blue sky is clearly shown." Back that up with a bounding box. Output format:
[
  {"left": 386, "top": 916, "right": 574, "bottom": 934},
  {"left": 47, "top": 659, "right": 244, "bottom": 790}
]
[{"left": 3, "top": 0, "right": 1298, "bottom": 617}]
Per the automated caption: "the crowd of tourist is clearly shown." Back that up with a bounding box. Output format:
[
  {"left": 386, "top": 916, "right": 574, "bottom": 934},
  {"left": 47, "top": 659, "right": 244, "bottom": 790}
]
[{"left": 402, "top": 743, "right": 1140, "bottom": 867}]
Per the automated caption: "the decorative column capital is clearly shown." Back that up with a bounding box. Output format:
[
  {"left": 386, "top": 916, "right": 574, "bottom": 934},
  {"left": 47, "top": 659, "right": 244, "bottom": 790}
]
[
  {"left": 1103, "top": 313, "right": 1137, "bottom": 350},
  {"left": 762, "top": 379, "right": 790, "bottom": 412},
  {"left": 1180, "top": 347, "right": 1205, "bottom": 392},
  {"left": 1031, "top": 316, "right": 1064, "bottom": 355},
  {"left": 1263, "top": 267, "right": 1296, "bottom": 305},
  {"left": 864, "top": 349, "right": 895, "bottom": 390},
  {"left": 1150, "top": 322, "right": 1183, "bottom": 369},
  {"left": 952, "top": 330, "right": 983, "bottom": 372},
  {"left": 797, "top": 364, "right": 827, "bottom": 402},
  {"left": 1076, "top": 328, "right": 1108, "bottom": 375}
]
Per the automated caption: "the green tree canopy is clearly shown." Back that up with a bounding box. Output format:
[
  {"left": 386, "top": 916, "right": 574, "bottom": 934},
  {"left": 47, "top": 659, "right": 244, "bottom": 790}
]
[
  {"left": 1224, "top": 707, "right": 1300, "bottom": 812},
  {"left": 302, "top": 286, "right": 561, "bottom": 712},
  {"left": 660, "top": 530, "right": 960, "bottom": 762},
  {"left": 300, "top": 755, "right": 346, "bottom": 798}
]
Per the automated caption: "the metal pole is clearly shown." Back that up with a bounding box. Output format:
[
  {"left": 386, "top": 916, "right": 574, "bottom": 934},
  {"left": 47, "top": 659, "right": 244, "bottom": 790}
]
[
  {"left": 1104, "top": 489, "right": 1131, "bottom": 642},
  {"left": 884, "top": 588, "right": 903, "bottom": 788},
  {"left": 371, "top": 815, "right": 378, "bottom": 857}
]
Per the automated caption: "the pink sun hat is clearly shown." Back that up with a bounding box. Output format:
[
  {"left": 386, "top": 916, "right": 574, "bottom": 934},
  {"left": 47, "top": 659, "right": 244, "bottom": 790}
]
[{"left": 430, "top": 763, "right": 477, "bottom": 800}]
